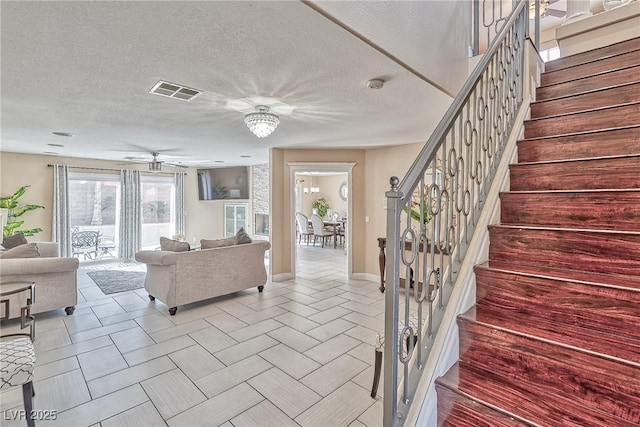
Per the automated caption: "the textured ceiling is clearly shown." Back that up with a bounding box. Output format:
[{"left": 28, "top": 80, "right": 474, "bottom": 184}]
[{"left": 0, "top": 1, "right": 579, "bottom": 167}]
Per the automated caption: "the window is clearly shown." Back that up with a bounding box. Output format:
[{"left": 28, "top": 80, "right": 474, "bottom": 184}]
[
  {"left": 141, "top": 175, "right": 176, "bottom": 249},
  {"left": 540, "top": 46, "right": 560, "bottom": 63},
  {"left": 68, "top": 172, "right": 120, "bottom": 261}
]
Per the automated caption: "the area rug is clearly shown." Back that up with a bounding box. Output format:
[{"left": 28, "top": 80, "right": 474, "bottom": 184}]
[{"left": 87, "top": 269, "right": 146, "bottom": 295}]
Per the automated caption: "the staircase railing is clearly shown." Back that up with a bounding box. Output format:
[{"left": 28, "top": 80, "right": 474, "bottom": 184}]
[{"left": 383, "top": 1, "right": 532, "bottom": 425}]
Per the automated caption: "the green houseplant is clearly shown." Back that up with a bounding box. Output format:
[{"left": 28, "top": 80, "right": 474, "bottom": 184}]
[
  {"left": 312, "top": 197, "right": 330, "bottom": 218},
  {"left": 0, "top": 186, "right": 44, "bottom": 237}
]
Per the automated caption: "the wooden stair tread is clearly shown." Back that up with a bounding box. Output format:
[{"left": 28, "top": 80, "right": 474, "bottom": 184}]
[
  {"left": 486, "top": 259, "right": 640, "bottom": 291},
  {"left": 544, "top": 37, "right": 640, "bottom": 72},
  {"left": 530, "top": 81, "right": 640, "bottom": 119},
  {"left": 536, "top": 64, "right": 640, "bottom": 101},
  {"left": 436, "top": 383, "right": 531, "bottom": 427},
  {"left": 461, "top": 306, "right": 640, "bottom": 368},
  {"left": 523, "top": 103, "right": 640, "bottom": 139},
  {"left": 540, "top": 49, "right": 640, "bottom": 86},
  {"left": 436, "top": 362, "right": 637, "bottom": 427},
  {"left": 511, "top": 152, "right": 640, "bottom": 167}
]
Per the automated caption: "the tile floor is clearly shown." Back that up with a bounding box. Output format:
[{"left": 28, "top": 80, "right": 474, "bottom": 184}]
[{"left": 1, "top": 245, "right": 387, "bottom": 427}]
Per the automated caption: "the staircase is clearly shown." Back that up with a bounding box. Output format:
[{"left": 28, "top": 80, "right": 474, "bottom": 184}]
[{"left": 435, "top": 37, "right": 640, "bottom": 426}]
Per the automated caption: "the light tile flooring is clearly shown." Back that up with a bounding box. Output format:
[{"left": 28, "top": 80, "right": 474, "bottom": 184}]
[{"left": 1, "top": 245, "right": 387, "bottom": 427}]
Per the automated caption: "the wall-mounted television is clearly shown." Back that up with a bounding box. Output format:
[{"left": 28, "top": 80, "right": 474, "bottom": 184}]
[{"left": 197, "top": 166, "right": 249, "bottom": 200}]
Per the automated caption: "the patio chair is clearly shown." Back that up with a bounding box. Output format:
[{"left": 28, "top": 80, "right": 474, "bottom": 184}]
[{"left": 71, "top": 230, "right": 101, "bottom": 260}]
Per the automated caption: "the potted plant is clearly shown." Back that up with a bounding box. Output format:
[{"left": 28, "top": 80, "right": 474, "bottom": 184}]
[
  {"left": 312, "top": 197, "right": 330, "bottom": 218},
  {"left": 0, "top": 186, "right": 44, "bottom": 237}
]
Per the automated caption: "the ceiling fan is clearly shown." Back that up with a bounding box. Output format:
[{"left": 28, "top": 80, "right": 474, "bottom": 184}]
[
  {"left": 121, "top": 152, "right": 207, "bottom": 172},
  {"left": 530, "top": 0, "right": 566, "bottom": 19}
]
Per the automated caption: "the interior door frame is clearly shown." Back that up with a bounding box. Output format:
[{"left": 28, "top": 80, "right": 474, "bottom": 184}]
[{"left": 288, "top": 162, "right": 355, "bottom": 279}]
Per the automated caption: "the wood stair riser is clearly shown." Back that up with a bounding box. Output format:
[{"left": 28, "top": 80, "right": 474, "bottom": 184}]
[
  {"left": 435, "top": 383, "right": 529, "bottom": 427},
  {"left": 524, "top": 103, "right": 640, "bottom": 139},
  {"left": 540, "top": 50, "right": 640, "bottom": 86},
  {"left": 488, "top": 226, "right": 640, "bottom": 277},
  {"left": 458, "top": 319, "right": 640, "bottom": 423},
  {"left": 437, "top": 362, "right": 637, "bottom": 427},
  {"left": 509, "top": 156, "right": 640, "bottom": 191},
  {"left": 474, "top": 266, "right": 640, "bottom": 339},
  {"left": 517, "top": 127, "right": 640, "bottom": 162},
  {"left": 544, "top": 37, "right": 640, "bottom": 72},
  {"left": 500, "top": 191, "right": 640, "bottom": 231},
  {"left": 536, "top": 65, "right": 640, "bottom": 101},
  {"left": 486, "top": 259, "right": 640, "bottom": 290},
  {"left": 530, "top": 82, "right": 640, "bottom": 119}
]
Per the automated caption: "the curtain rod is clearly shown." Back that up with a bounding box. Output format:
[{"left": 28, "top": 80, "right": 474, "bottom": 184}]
[{"left": 46, "top": 164, "right": 187, "bottom": 175}]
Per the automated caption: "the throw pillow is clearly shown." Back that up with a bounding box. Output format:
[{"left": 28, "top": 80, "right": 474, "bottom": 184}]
[
  {"left": 159, "top": 237, "right": 190, "bottom": 252},
  {"left": 0, "top": 243, "right": 40, "bottom": 259},
  {"left": 2, "top": 233, "right": 28, "bottom": 249},
  {"left": 200, "top": 237, "right": 235, "bottom": 249},
  {"left": 234, "top": 227, "right": 252, "bottom": 245}
]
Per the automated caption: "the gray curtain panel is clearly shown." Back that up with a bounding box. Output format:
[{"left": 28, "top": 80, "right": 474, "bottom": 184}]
[
  {"left": 52, "top": 164, "right": 72, "bottom": 257},
  {"left": 174, "top": 172, "right": 185, "bottom": 235},
  {"left": 118, "top": 169, "right": 141, "bottom": 260}
]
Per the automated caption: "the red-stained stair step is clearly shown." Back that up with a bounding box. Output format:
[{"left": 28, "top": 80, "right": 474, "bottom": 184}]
[
  {"left": 499, "top": 190, "right": 640, "bottom": 231},
  {"left": 517, "top": 126, "right": 640, "bottom": 163},
  {"left": 436, "top": 383, "right": 530, "bottom": 427},
  {"left": 488, "top": 225, "right": 640, "bottom": 278},
  {"left": 523, "top": 103, "right": 640, "bottom": 139},
  {"left": 509, "top": 155, "right": 640, "bottom": 191},
  {"left": 541, "top": 49, "right": 640, "bottom": 86},
  {"left": 474, "top": 265, "right": 640, "bottom": 341},
  {"left": 436, "top": 362, "right": 637, "bottom": 427},
  {"left": 544, "top": 37, "right": 640, "bottom": 73},
  {"left": 530, "top": 81, "right": 640, "bottom": 119},
  {"left": 457, "top": 313, "right": 640, "bottom": 424},
  {"left": 536, "top": 65, "right": 640, "bottom": 101}
]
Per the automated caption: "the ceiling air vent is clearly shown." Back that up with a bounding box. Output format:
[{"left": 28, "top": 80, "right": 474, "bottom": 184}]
[{"left": 149, "top": 80, "right": 202, "bottom": 101}]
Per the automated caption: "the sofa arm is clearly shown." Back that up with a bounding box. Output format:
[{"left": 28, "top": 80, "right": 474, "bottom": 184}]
[
  {"left": 32, "top": 241, "right": 60, "bottom": 258},
  {"left": 0, "top": 257, "right": 79, "bottom": 275},
  {"left": 135, "top": 250, "right": 178, "bottom": 266}
]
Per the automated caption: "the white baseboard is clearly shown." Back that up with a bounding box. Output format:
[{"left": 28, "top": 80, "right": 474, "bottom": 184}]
[
  {"left": 271, "top": 273, "right": 293, "bottom": 282},
  {"left": 352, "top": 273, "right": 380, "bottom": 283}
]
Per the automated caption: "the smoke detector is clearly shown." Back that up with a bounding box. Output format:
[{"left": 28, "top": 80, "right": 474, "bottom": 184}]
[{"left": 367, "top": 79, "right": 385, "bottom": 89}]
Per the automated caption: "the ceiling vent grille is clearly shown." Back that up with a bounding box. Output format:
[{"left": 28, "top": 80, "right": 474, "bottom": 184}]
[{"left": 149, "top": 80, "right": 202, "bottom": 101}]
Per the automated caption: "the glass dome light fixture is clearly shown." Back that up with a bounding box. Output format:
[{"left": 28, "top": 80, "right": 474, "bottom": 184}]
[{"left": 244, "top": 105, "right": 280, "bottom": 138}]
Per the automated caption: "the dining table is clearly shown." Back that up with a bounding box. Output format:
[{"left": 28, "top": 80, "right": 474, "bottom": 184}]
[{"left": 323, "top": 219, "right": 346, "bottom": 248}]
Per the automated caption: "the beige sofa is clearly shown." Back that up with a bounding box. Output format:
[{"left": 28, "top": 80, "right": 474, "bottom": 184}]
[
  {"left": 135, "top": 240, "right": 270, "bottom": 315},
  {"left": 0, "top": 242, "right": 79, "bottom": 318}
]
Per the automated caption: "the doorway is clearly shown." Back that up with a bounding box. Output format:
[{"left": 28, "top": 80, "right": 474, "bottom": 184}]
[{"left": 288, "top": 162, "right": 355, "bottom": 279}]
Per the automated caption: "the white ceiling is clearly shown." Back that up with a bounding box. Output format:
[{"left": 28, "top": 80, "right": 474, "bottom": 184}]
[{"left": 0, "top": 1, "right": 591, "bottom": 168}]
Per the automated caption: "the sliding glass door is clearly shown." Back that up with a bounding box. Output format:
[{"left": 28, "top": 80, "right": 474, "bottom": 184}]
[
  {"left": 140, "top": 175, "right": 176, "bottom": 250},
  {"left": 68, "top": 172, "right": 120, "bottom": 261}
]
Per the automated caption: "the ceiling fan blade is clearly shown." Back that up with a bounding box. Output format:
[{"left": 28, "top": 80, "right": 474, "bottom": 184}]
[{"left": 546, "top": 8, "right": 566, "bottom": 18}]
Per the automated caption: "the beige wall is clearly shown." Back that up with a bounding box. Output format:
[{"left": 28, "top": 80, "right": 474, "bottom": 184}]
[
  {"left": 298, "top": 174, "right": 347, "bottom": 219},
  {"left": 362, "top": 142, "right": 425, "bottom": 277},
  {"left": 0, "top": 152, "right": 230, "bottom": 243},
  {"left": 271, "top": 143, "right": 424, "bottom": 279}
]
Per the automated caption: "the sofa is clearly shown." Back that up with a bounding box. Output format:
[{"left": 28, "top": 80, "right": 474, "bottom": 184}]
[
  {"left": 135, "top": 240, "right": 270, "bottom": 315},
  {"left": 0, "top": 242, "right": 79, "bottom": 318}
]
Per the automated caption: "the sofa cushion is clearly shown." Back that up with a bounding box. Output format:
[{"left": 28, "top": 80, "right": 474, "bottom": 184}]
[
  {"left": 2, "top": 234, "right": 28, "bottom": 249},
  {"left": 160, "top": 237, "right": 190, "bottom": 252},
  {"left": 200, "top": 237, "right": 235, "bottom": 249},
  {"left": 234, "top": 227, "right": 252, "bottom": 245},
  {"left": 0, "top": 243, "right": 40, "bottom": 259}
]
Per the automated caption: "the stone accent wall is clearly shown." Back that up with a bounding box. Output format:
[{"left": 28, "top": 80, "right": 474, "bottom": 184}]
[{"left": 252, "top": 163, "right": 270, "bottom": 240}]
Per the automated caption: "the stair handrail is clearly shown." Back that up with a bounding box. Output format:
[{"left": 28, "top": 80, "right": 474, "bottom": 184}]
[{"left": 383, "top": 1, "right": 531, "bottom": 425}]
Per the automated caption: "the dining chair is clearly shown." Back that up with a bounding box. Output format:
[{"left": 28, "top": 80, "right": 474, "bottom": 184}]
[
  {"left": 295, "top": 212, "right": 314, "bottom": 245},
  {"left": 310, "top": 214, "right": 333, "bottom": 248}
]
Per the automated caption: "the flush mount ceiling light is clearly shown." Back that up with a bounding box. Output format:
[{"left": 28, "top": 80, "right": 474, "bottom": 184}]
[
  {"left": 367, "top": 79, "right": 384, "bottom": 89},
  {"left": 244, "top": 105, "right": 280, "bottom": 138}
]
